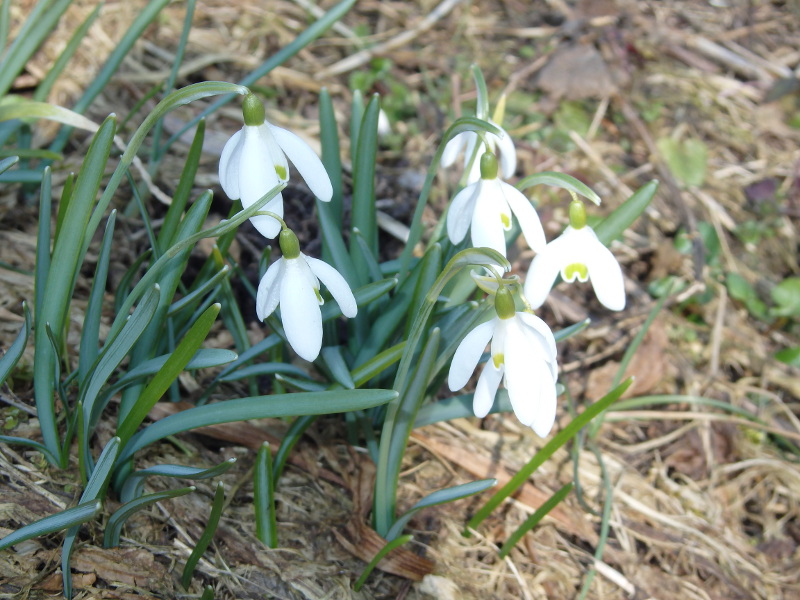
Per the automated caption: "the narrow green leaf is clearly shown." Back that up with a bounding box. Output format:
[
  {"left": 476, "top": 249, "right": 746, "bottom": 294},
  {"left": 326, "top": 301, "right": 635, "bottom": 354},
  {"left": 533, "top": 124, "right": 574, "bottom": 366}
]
[
  {"left": 79, "top": 211, "right": 117, "bottom": 384},
  {"left": 498, "top": 482, "right": 573, "bottom": 558},
  {"left": 0, "top": 435, "right": 58, "bottom": 464},
  {"left": 200, "top": 585, "right": 214, "bottom": 600},
  {"left": 105, "top": 486, "right": 195, "bottom": 548},
  {"left": 375, "top": 329, "right": 441, "bottom": 536},
  {"left": 158, "top": 119, "right": 206, "bottom": 251},
  {"left": 516, "top": 172, "right": 602, "bottom": 205},
  {"left": 350, "top": 89, "right": 364, "bottom": 167},
  {"left": 350, "top": 94, "right": 380, "bottom": 284},
  {"left": 254, "top": 442, "right": 277, "bottom": 547},
  {"left": 319, "top": 88, "right": 343, "bottom": 229},
  {"left": 0, "top": 0, "right": 10, "bottom": 52},
  {"left": 351, "top": 342, "right": 405, "bottom": 388},
  {"left": 317, "top": 196, "right": 358, "bottom": 287},
  {"left": 404, "top": 244, "right": 442, "bottom": 337},
  {"left": 0, "top": 155, "right": 18, "bottom": 174},
  {"left": 467, "top": 378, "right": 633, "bottom": 533},
  {"left": 594, "top": 180, "right": 658, "bottom": 246},
  {"left": 351, "top": 228, "right": 383, "bottom": 284},
  {"left": 217, "top": 362, "right": 308, "bottom": 382},
  {"left": 321, "top": 346, "right": 355, "bottom": 389},
  {"left": 0, "top": 500, "right": 101, "bottom": 552},
  {"left": 0, "top": 99, "right": 102, "bottom": 132},
  {"left": 320, "top": 277, "right": 397, "bottom": 322},
  {"left": 386, "top": 479, "right": 496, "bottom": 541},
  {"left": 182, "top": 482, "right": 225, "bottom": 589},
  {"left": 471, "top": 64, "right": 490, "bottom": 120},
  {"left": 272, "top": 415, "right": 316, "bottom": 483},
  {"left": 63, "top": 437, "right": 121, "bottom": 598},
  {"left": 117, "top": 303, "right": 221, "bottom": 446},
  {"left": 168, "top": 265, "right": 229, "bottom": 318},
  {"left": 32, "top": 3, "right": 102, "bottom": 102},
  {"left": 33, "top": 116, "right": 115, "bottom": 463},
  {"left": 0, "top": 302, "right": 30, "bottom": 386},
  {"left": 120, "top": 459, "right": 236, "bottom": 504},
  {"left": 118, "top": 389, "right": 397, "bottom": 464},
  {"left": 353, "top": 534, "right": 413, "bottom": 592}
]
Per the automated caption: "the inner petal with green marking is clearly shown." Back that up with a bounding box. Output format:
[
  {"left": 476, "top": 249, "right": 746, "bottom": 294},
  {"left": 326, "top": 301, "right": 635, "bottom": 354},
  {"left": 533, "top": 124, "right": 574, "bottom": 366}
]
[
  {"left": 500, "top": 211, "right": 511, "bottom": 229},
  {"left": 492, "top": 353, "right": 505, "bottom": 368},
  {"left": 563, "top": 262, "right": 589, "bottom": 282},
  {"left": 275, "top": 165, "right": 287, "bottom": 180}
]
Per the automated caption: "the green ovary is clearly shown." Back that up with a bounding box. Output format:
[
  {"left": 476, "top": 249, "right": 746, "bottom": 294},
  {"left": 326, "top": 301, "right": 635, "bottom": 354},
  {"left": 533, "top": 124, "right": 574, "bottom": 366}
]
[{"left": 563, "top": 263, "right": 588, "bottom": 282}]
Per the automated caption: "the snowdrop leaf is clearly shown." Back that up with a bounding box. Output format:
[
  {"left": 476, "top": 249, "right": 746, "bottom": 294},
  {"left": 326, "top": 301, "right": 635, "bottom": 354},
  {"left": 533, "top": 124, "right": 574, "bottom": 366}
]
[{"left": 516, "top": 171, "right": 601, "bottom": 205}]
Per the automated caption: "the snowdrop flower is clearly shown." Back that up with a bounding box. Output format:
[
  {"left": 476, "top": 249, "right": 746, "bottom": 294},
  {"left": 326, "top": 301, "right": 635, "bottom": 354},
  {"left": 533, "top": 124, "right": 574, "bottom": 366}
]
[
  {"left": 448, "top": 286, "right": 558, "bottom": 437},
  {"left": 219, "top": 93, "right": 333, "bottom": 239},
  {"left": 257, "top": 229, "right": 357, "bottom": 362},
  {"left": 446, "top": 152, "right": 546, "bottom": 257},
  {"left": 524, "top": 199, "right": 626, "bottom": 311},
  {"left": 441, "top": 116, "right": 516, "bottom": 184}
]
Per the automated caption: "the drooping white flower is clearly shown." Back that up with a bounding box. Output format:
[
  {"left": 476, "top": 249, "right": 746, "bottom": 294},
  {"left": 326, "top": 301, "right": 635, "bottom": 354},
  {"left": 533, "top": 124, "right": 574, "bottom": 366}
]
[
  {"left": 446, "top": 152, "right": 546, "bottom": 257},
  {"left": 440, "top": 122, "right": 516, "bottom": 184},
  {"left": 257, "top": 229, "right": 356, "bottom": 362},
  {"left": 219, "top": 93, "right": 333, "bottom": 239},
  {"left": 524, "top": 200, "right": 626, "bottom": 311},
  {"left": 448, "top": 287, "right": 559, "bottom": 437}
]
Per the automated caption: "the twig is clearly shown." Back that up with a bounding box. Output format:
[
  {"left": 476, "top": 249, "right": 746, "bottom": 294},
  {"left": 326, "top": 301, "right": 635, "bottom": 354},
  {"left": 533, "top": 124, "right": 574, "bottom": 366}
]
[{"left": 317, "top": 0, "right": 466, "bottom": 77}]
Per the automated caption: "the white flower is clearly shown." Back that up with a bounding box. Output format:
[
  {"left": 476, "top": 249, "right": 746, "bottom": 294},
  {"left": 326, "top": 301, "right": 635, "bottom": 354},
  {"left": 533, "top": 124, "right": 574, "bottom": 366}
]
[
  {"left": 446, "top": 152, "right": 546, "bottom": 257},
  {"left": 219, "top": 94, "right": 332, "bottom": 239},
  {"left": 524, "top": 224, "right": 626, "bottom": 311},
  {"left": 256, "top": 232, "right": 356, "bottom": 362},
  {"left": 440, "top": 124, "right": 516, "bottom": 184},
  {"left": 448, "top": 306, "right": 559, "bottom": 438}
]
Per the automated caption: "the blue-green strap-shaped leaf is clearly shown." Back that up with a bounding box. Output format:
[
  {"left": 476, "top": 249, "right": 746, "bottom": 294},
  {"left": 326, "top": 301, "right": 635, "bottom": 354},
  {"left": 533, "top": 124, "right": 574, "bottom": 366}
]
[
  {"left": 0, "top": 435, "right": 58, "bottom": 465},
  {"left": 0, "top": 302, "right": 30, "bottom": 386},
  {"left": 350, "top": 94, "right": 380, "bottom": 286},
  {"left": 385, "top": 479, "right": 496, "bottom": 541},
  {"left": 0, "top": 500, "right": 101, "bottom": 552},
  {"left": 105, "top": 486, "right": 195, "bottom": 548},
  {"left": 0, "top": 155, "right": 18, "bottom": 174},
  {"left": 594, "top": 180, "right": 658, "bottom": 246},
  {"left": 217, "top": 362, "right": 308, "bottom": 383},
  {"left": 254, "top": 442, "right": 277, "bottom": 547},
  {"left": 63, "top": 437, "right": 120, "bottom": 598},
  {"left": 119, "top": 458, "right": 237, "bottom": 503},
  {"left": 319, "top": 88, "right": 343, "bottom": 230},
  {"left": 321, "top": 346, "right": 355, "bottom": 390},
  {"left": 79, "top": 211, "right": 117, "bottom": 384},
  {"left": 117, "top": 389, "right": 397, "bottom": 465}
]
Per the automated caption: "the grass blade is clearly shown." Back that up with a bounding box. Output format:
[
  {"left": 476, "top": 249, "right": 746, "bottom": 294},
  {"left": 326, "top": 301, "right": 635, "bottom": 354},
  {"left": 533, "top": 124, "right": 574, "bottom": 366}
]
[
  {"left": 498, "top": 482, "right": 573, "bottom": 558},
  {"left": 466, "top": 378, "right": 633, "bottom": 533},
  {"left": 254, "top": 442, "right": 277, "bottom": 547},
  {"left": 182, "top": 482, "right": 225, "bottom": 589},
  {"left": 353, "top": 535, "right": 413, "bottom": 592},
  {"left": 116, "top": 303, "right": 221, "bottom": 446}
]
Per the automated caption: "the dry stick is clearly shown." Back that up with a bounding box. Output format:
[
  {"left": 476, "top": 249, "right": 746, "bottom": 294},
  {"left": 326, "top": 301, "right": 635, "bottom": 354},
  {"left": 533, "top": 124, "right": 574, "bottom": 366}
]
[
  {"left": 316, "top": 0, "right": 466, "bottom": 77},
  {"left": 567, "top": 130, "right": 632, "bottom": 197}
]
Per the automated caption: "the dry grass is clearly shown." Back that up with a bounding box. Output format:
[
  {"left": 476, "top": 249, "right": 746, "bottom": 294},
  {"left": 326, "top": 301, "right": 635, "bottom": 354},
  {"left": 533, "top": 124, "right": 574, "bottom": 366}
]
[{"left": 1, "top": 0, "right": 800, "bottom": 598}]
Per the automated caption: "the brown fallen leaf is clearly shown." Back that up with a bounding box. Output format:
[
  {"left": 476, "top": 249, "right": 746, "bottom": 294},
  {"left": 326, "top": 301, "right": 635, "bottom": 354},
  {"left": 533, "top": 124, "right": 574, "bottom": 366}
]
[{"left": 71, "top": 546, "right": 170, "bottom": 589}]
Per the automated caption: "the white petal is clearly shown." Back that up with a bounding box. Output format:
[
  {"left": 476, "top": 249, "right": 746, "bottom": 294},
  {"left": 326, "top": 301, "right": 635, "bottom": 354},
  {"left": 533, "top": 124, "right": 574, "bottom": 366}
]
[
  {"left": 583, "top": 231, "right": 626, "bottom": 311},
  {"left": 473, "top": 362, "right": 503, "bottom": 418},
  {"left": 529, "top": 367, "right": 557, "bottom": 437},
  {"left": 448, "top": 318, "right": 497, "bottom": 391},
  {"left": 268, "top": 123, "right": 333, "bottom": 202},
  {"left": 280, "top": 258, "right": 323, "bottom": 361},
  {"left": 256, "top": 259, "right": 285, "bottom": 321},
  {"left": 492, "top": 127, "right": 517, "bottom": 179},
  {"left": 470, "top": 180, "right": 508, "bottom": 257},
  {"left": 446, "top": 183, "right": 480, "bottom": 245},
  {"left": 238, "top": 126, "right": 284, "bottom": 238},
  {"left": 500, "top": 182, "right": 546, "bottom": 253},
  {"left": 523, "top": 232, "right": 573, "bottom": 308},
  {"left": 305, "top": 256, "right": 357, "bottom": 318},
  {"left": 503, "top": 320, "right": 555, "bottom": 430},
  {"left": 219, "top": 129, "right": 243, "bottom": 199},
  {"left": 441, "top": 132, "right": 468, "bottom": 167},
  {"left": 516, "top": 312, "right": 557, "bottom": 361},
  {"left": 463, "top": 135, "right": 483, "bottom": 184}
]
